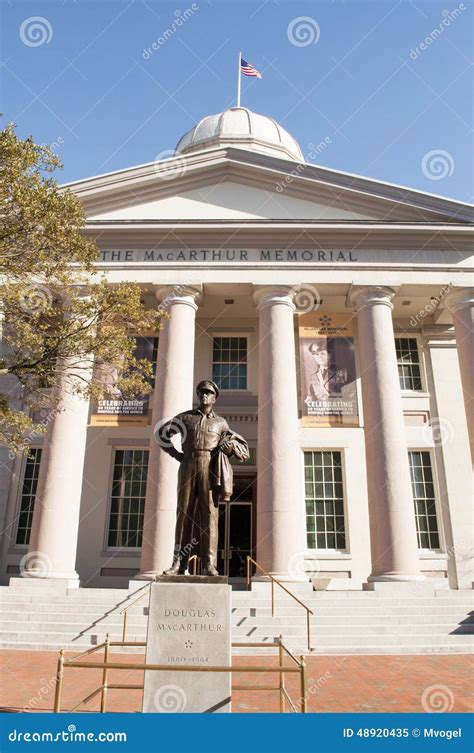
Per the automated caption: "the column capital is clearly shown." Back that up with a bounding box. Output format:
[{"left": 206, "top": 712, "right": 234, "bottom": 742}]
[
  {"left": 253, "top": 285, "right": 298, "bottom": 311},
  {"left": 155, "top": 284, "right": 202, "bottom": 311},
  {"left": 348, "top": 285, "right": 397, "bottom": 313},
  {"left": 444, "top": 287, "right": 474, "bottom": 314}
]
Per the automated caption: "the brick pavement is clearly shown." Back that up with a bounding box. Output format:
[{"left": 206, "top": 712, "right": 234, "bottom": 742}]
[{"left": 0, "top": 650, "right": 472, "bottom": 714}]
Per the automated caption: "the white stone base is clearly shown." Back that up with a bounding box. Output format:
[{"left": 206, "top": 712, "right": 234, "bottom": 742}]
[
  {"left": 312, "top": 577, "right": 364, "bottom": 591},
  {"left": 363, "top": 580, "right": 436, "bottom": 596},
  {"left": 8, "top": 576, "right": 80, "bottom": 593}
]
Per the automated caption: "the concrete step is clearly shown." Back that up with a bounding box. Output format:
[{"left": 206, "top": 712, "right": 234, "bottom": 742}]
[
  {"left": 0, "top": 586, "right": 129, "bottom": 596},
  {"left": 232, "top": 625, "right": 474, "bottom": 637},
  {"left": 0, "top": 603, "right": 142, "bottom": 616},
  {"left": 0, "top": 613, "right": 474, "bottom": 635},
  {"left": 1, "top": 620, "right": 471, "bottom": 637},
  {"left": 235, "top": 633, "right": 474, "bottom": 647},
  {"left": 232, "top": 596, "right": 474, "bottom": 606},
  {"left": 1, "top": 585, "right": 472, "bottom": 655},
  {"left": 0, "top": 594, "right": 132, "bottom": 606},
  {"left": 0, "top": 641, "right": 146, "bottom": 653},
  {"left": 0, "top": 612, "right": 148, "bottom": 624},
  {"left": 1, "top": 610, "right": 471, "bottom": 627},
  {"left": 233, "top": 644, "right": 474, "bottom": 656},
  {"left": 232, "top": 609, "right": 473, "bottom": 621},
  {"left": 0, "top": 623, "right": 474, "bottom": 647},
  {"left": 1, "top": 594, "right": 471, "bottom": 608}
]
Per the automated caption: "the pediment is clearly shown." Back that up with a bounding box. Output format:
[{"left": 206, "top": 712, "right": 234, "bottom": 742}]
[
  {"left": 65, "top": 147, "right": 472, "bottom": 224},
  {"left": 87, "top": 180, "right": 382, "bottom": 221}
]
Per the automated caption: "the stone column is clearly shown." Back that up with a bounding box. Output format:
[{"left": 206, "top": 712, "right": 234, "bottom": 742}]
[
  {"left": 253, "top": 286, "right": 306, "bottom": 581},
  {"left": 349, "top": 285, "right": 423, "bottom": 583},
  {"left": 445, "top": 288, "right": 474, "bottom": 464},
  {"left": 139, "top": 285, "right": 201, "bottom": 579},
  {"left": 22, "top": 357, "right": 93, "bottom": 585}
]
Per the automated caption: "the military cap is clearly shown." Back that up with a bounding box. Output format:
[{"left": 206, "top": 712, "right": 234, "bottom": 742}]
[{"left": 196, "top": 379, "right": 220, "bottom": 398}]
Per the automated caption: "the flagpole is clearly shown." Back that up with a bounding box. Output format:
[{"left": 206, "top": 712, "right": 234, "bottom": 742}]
[{"left": 237, "top": 51, "right": 241, "bottom": 107}]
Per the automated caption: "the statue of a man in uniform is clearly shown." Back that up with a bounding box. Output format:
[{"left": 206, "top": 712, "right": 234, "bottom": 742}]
[{"left": 157, "top": 380, "right": 249, "bottom": 577}]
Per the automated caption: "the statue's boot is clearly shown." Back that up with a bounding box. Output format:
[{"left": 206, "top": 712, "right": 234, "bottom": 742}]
[
  {"left": 163, "top": 560, "right": 185, "bottom": 576},
  {"left": 201, "top": 562, "right": 219, "bottom": 577}
]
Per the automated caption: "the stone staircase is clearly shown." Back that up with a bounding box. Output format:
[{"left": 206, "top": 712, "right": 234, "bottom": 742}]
[{"left": 0, "top": 582, "right": 472, "bottom": 655}]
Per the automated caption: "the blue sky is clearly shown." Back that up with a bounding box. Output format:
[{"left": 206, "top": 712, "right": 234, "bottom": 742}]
[{"left": 1, "top": 0, "right": 472, "bottom": 201}]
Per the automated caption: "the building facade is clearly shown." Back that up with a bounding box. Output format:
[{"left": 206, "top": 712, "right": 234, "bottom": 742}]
[{"left": 1, "top": 108, "right": 473, "bottom": 591}]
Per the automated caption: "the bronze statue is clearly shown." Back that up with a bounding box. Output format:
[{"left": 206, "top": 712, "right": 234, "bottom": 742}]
[{"left": 158, "top": 380, "right": 249, "bottom": 577}]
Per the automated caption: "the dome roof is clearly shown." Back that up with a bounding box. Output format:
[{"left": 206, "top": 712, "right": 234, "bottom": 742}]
[{"left": 175, "top": 107, "right": 303, "bottom": 162}]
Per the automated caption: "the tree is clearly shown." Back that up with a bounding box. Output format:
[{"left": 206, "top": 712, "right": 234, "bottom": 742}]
[{"left": 0, "top": 124, "right": 165, "bottom": 454}]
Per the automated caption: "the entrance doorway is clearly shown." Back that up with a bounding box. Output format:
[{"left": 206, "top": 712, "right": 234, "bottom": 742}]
[{"left": 217, "top": 474, "right": 256, "bottom": 580}]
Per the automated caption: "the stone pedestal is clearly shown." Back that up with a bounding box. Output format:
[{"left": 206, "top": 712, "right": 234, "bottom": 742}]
[{"left": 142, "top": 577, "right": 231, "bottom": 713}]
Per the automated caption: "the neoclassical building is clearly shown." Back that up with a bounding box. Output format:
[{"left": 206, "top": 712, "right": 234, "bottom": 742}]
[{"left": 1, "top": 108, "right": 473, "bottom": 593}]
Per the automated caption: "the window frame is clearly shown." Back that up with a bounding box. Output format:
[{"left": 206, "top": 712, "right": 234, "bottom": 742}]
[
  {"left": 394, "top": 334, "right": 427, "bottom": 394},
  {"left": 14, "top": 447, "right": 43, "bottom": 548},
  {"left": 211, "top": 333, "right": 249, "bottom": 392},
  {"left": 104, "top": 446, "right": 150, "bottom": 552},
  {"left": 303, "top": 448, "right": 349, "bottom": 553},
  {"left": 408, "top": 448, "right": 444, "bottom": 553}
]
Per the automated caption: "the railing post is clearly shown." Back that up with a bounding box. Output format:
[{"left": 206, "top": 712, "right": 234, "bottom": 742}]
[
  {"left": 100, "top": 634, "right": 110, "bottom": 713},
  {"left": 300, "top": 656, "right": 307, "bottom": 713},
  {"left": 307, "top": 611, "right": 311, "bottom": 652},
  {"left": 122, "top": 611, "right": 128, "bottom": 643},
  {"left": 271, "top": 578, "right": 275, "bottom": 618},
  {"left": 278, "top": 635, "right": 285, "bottom": 713},
  {"left": 53, "top": 650, "right": 65, "bottom": 713},
  {"left": 246, "top": 556, "right": 250, "bottom": 590}
]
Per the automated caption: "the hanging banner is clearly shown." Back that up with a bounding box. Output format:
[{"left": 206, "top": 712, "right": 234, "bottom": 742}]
[
  {"left": 90, "top": 337, "right": 158, "bottom": 427},
  {"left": 299, "top": 314, "right": 359, "bottom": 427}
]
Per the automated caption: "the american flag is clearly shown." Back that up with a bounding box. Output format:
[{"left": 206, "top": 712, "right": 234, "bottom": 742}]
[{"left": 240, "top": 58, "right": 262, "bottom": 78}]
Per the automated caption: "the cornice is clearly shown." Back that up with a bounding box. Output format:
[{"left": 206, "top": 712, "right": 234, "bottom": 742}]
[
  {"left": 83, "top": 221, "right": 474, "bottom": 255},
  {"left": 422, "top": 324, "right": 456, "bottom": 347}
]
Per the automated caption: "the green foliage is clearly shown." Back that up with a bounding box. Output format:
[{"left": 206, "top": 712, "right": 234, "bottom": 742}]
[{"left": 0, "top": 124, "right": 165, "bottom": 453}]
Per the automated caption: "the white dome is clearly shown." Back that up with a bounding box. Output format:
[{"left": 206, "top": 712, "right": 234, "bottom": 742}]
[{"left": 175, "top": 107, "right": 304, "bottom": 162}]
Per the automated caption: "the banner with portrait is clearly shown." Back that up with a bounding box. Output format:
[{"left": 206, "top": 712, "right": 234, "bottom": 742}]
[
  {"left": 299, "top": 314, "right": 359, "bottom": 427},
  {"left": 90, "top": 336, "right": 158, "bottom": 427}
]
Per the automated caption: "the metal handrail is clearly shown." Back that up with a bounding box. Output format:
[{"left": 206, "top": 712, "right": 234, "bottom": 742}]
[
  {"left": 53, "top": 634, "right": 307, "bottom": 713},
  {"left": 246, "top": 556, "right": 314, "bottom": 652},
  {"left": 120, "top": 583, "right": 152, "bottom": 642},
  {"left": 188, "top": 555, "right": 201, "bottom": 575}
]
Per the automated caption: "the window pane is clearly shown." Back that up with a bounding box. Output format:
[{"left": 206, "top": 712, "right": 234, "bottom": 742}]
[
  {"left": 409, "top": 451, "right": 440, "bottom": 550},
  {"left": 107, "top": 449, "right": 148, "bottom": 548},
  {"left": 304, "top": 451, "right": 346, "bottom": 550},
  {"left": 212, "top": 336, "right": 248, "bottom": 390},
  {"left": 395, "top": 338, "right": 422, "bottom": 391},
  {"left": 15, "top": 449, "right": 42, "bottom": 546}
]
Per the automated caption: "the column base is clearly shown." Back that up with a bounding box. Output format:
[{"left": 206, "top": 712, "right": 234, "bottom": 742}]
[
  {"left": 134, "top": 571, "right": 160, "bottom": 582},
  {"left": 363, "top": 579, "right": 435, "bottom": 596},
  {"left": 367, "top": 572, "right": 426, "bottom": 582},
  {"left": 312, "top": 577, "right": 364, "bottom": 591},
  {"left": 8, "top": 575, "right": 80, "bottom": 592}
]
